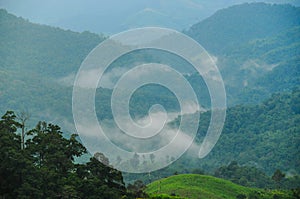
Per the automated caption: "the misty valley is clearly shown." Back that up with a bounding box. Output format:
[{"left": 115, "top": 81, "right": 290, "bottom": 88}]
[{"left": 0, "top": 2, "right": 300, "bottom": 199}]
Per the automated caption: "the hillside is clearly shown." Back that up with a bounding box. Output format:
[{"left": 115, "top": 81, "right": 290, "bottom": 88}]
[
  {"left": 124, "top": 90, "right": 300, "bottom": 187},
  {"left": 0, "top": 9, "right": 105, "bottom": 125},
  {"left": 186, "top": 3, "right": 300, "bottom": 54},
  {"left": 180, "top": 90, "right": 300, "bottom": 175},
  {"left": 1, "top": 3, "right": 299, "bottom": 122},
  {"left": 216, "top": 25, "right": 300, "bottom": 104},
  {"left": 0, "top": 3, "right": 299, "bottom": 180},
  {"left": 0, "top": 9, "right": 105, "bottom": 77},
  {"left": 186, "top": 3, "right": 300, "bottom": 105},
  {"left": 146, "top": 174, "right": 294, "bottom": 199}
]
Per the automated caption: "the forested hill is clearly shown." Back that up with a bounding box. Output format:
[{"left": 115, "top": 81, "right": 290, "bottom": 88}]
[
  {"left": 185, "top": 3, "right": 300, "bottom": 105},
  {"left": 0, "top": 3, "right": 300, "bottom": 198},
  {"left": 186, "top": 3, "right": 300, "bottom": 54},
  {"left": 125, "top": 89, "right": 300, "bottom": 185},
  {"left": 0, "top": 9, "right": 105, "bottom": 123},
  {"left": 1, "top": 3, "right": 299, "bottom": 120},
  {"left": 0, "top": 9, "right": 105, "bottom": 77},
  {"left": 195, "top": 90, "right": 300, "bottom": 175}
]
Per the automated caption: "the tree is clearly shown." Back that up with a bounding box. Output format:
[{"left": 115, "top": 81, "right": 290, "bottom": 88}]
[
  {"left": 0, "top": 111, "right": 26, "bottom": 198},
  {"left": 272, "top": 169, "right": 285, "bottom": 188},
  {"left": 0, "top": 111, "right": 129, "bottom": 198},
  {"left": 75, "top": 157, "right": 126, "bottom": 199},
  {"left": 192, "top": 168, "right": 204, "bottom": 175},
  {"left": 26, "top": 122, "right": 86, "bottom": 172},
  {"left": 150, "top": 153, "right": 155, "bottom": 163},
  {"left": 16, "top": 111, "right": 31, "bottom": 150},
  {"left": 23, "top": 122, "right": 87, "bottom": 198},
  {"left": 0, "top": 110, "right": 22, "bottom": 133},
  {"left": 127, "top": 180, "right": 148, "bottom": 198},
  {"left": 94, "top": 152, "right": 109, "bottom": 166},
  {"left": 130, "top": 153, "right": 140, "bottom": 169}
]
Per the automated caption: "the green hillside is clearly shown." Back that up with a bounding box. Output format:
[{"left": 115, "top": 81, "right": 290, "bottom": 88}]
[
  {"left": 1, "top": 3, "right": 300, "bottom": 188},
  {"left": 186, "top": 3, "right": 300, "bottom": 54},
  {"left": 124, "top": 90, "right": 300, "bottom": 187},
  {"left": 180, "top": 90, "right": 300, "bottom": 175},
  {"left": 216, "top": 26, "right": 300, "bottom": 105},
  {"left": 1, "top": 3, "right": 299, "bottom": 118},
  {"left": 0, "top": 9, "right": 105, "bottom": 77},
  {"left": 0, "top": 9, "right": 105, "bottom": 124},
  {"left": 146, "top": 174, "right": 294, "bottom": 199},
  {"left": 186, "top": 3, "right": 300, "bottom": 105}
]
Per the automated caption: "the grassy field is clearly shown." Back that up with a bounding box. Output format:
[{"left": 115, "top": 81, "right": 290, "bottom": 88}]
[{"left": 146, "top": 174, "right": 294, "bottom": 199}]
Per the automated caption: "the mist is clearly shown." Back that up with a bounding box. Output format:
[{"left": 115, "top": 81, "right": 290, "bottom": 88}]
[{"left": 1, "top": 0, "right": 298, "bottom": 34}]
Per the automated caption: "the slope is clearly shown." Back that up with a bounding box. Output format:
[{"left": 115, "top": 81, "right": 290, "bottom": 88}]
[
  {"left": 124, "top": 90, "right": 300, "bottom": 186},
  {"left": 0, "top": 9, "right": 105, "bottom": 125},
  {"left": 180, "top": 90, "right": 300, "bottom": 175},
  {"left": 186, "top": 3, "right": 300, "bottom": 105},
  {"left": 186, "top": 3, "right": 300, "bottom": 54},
  {"left": 146, "top": 174, "right": 294, "bottom": 199}
]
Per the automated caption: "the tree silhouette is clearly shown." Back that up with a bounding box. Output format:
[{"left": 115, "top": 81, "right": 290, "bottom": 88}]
[{"left": 272, "top": 169, "right": 285, "bottom": 189}]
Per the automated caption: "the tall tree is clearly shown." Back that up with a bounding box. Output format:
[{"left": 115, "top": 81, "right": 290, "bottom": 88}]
[
  {"left": 16, "top": 111, "right": 31, "bottom": 150},
  {"left": 272, "top": 169, "right": 285, "bottom": 189},
  {"left": 75, "top": 156, "right": 126, "bottom": 199},
  {"left": 0, "top": 111, "right": 129, "bottom": 198},
  {"left": 23, "top": 122, "right": 87, "bottom": 198},
  {"left": 0, "top": 111, "right": 24, "bottom": 198}
]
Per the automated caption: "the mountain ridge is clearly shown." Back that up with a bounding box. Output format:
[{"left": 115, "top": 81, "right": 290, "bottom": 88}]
[
  {"left": 0, "top": 3, "right": 299, "bottom": 183},
  {"left": 186, "top": 2, "right": 300, "bottom": 54}
]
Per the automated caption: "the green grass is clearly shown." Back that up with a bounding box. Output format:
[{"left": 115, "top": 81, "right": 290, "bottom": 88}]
[{"left": 146, "top": 174, "right": 294, "bottom": 199}]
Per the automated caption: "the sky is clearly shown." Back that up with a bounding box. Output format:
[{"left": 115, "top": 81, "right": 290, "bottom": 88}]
[{"left": 0, "top": 0, "right": 299, "bottom": 34}]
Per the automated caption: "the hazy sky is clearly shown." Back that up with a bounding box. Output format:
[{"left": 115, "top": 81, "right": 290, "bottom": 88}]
[{"left": 1, "top": 0, "right": 299, "bottom": 34}]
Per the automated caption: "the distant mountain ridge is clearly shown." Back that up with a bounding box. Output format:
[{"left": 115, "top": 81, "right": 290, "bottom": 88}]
[
  {"left": 185, "top": 3, "right": 300, "bottom": 105},
  {"left": 0, "top": 9, "right": 104, "bottom": 77},
  {"left": 0, "top": 3, "right": 299, "bottom": 182},
  {"left": 0, "top": 2, "right": 299, "bottom": 121},
  {"left": 187, "top": 3, "right": 300, "bottom": 54},
  {"left": 7, "top": 0, "right": 299, "bottom": 34},
  {"left": 0, "top": 8, "right": 104, "bottom": 124}
]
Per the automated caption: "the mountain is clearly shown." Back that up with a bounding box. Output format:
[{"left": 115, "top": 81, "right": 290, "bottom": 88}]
[
  {"left": 0, "top": 9, "right": 104, "bottom": 77},
  {"left": 146, "top": 174, "right": 295, "bottom": 199},
  {"left": 123, "top": 8, "right": 178, "bottom": 29},
  {"left": 186, "top": 3, "right": 300, "bottom": 105},
  {"left": 218, "top": 25, "right": 300, "bottom": 105},
  {"left": 0, "top": 9, "right": 105, "bottom": 126},
  {"left": 185, "top": 90, "right": 300, "bottom": 175},
  {"left": 4, "top": 0, "right": 299, "bottom": 34},
  {"left": 186, "top": 3, "right": 300, "bottom": 54},
  {"left": 124, "top": 90, "right": 300, "bottom": 185},
  {"left": 0, "top": 2, "right": 299, "bottom": 182},
  {"left": 1, "top": 2, "right": 299, "bottom": 118}
]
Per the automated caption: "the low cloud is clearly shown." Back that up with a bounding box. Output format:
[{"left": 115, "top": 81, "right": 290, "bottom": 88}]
[{"left": 73, "top": 102, "right": 200, "bottom": 173}]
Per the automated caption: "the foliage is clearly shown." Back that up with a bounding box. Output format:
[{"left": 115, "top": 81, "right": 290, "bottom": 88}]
[
  {"left": 0, "top": 111, "right": 127, "bottom": 198},
  {"left": 214, "top": 161, "right": 273, "bottom": 188},
  {"left": 1, "top": 3, "right": 300, "bottom": 197},
  {"left": 186, "top": 3, "right": 300, "bottom": 54},
  {"left": 1, "top": 3, "right": 300, "bottom": 122},
  {"left": 125, "top": 90, "right": 300, "bottom": 189},
  {"left": 127, "top": 180, "right": 149, "bottom": 198},
  {"left": 192, "top": 90, "right": 300, "bottom": 177},
  {"left": 186, "top": 3, "right": 300, "bottom": 106}
]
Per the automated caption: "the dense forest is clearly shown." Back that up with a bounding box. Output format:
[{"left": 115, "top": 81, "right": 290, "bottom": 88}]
[
  {"left": 0, "top": 2, "right": 300, "bottom": 199},
  {"left": 123, "top": 90, "right": 300, "bottom": 187},
  {"left": 0, "top": 111, "right": 128, "bottom": 198},
  {"left": 1, "top": 111, "right": 299, "bottom": 198}
]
